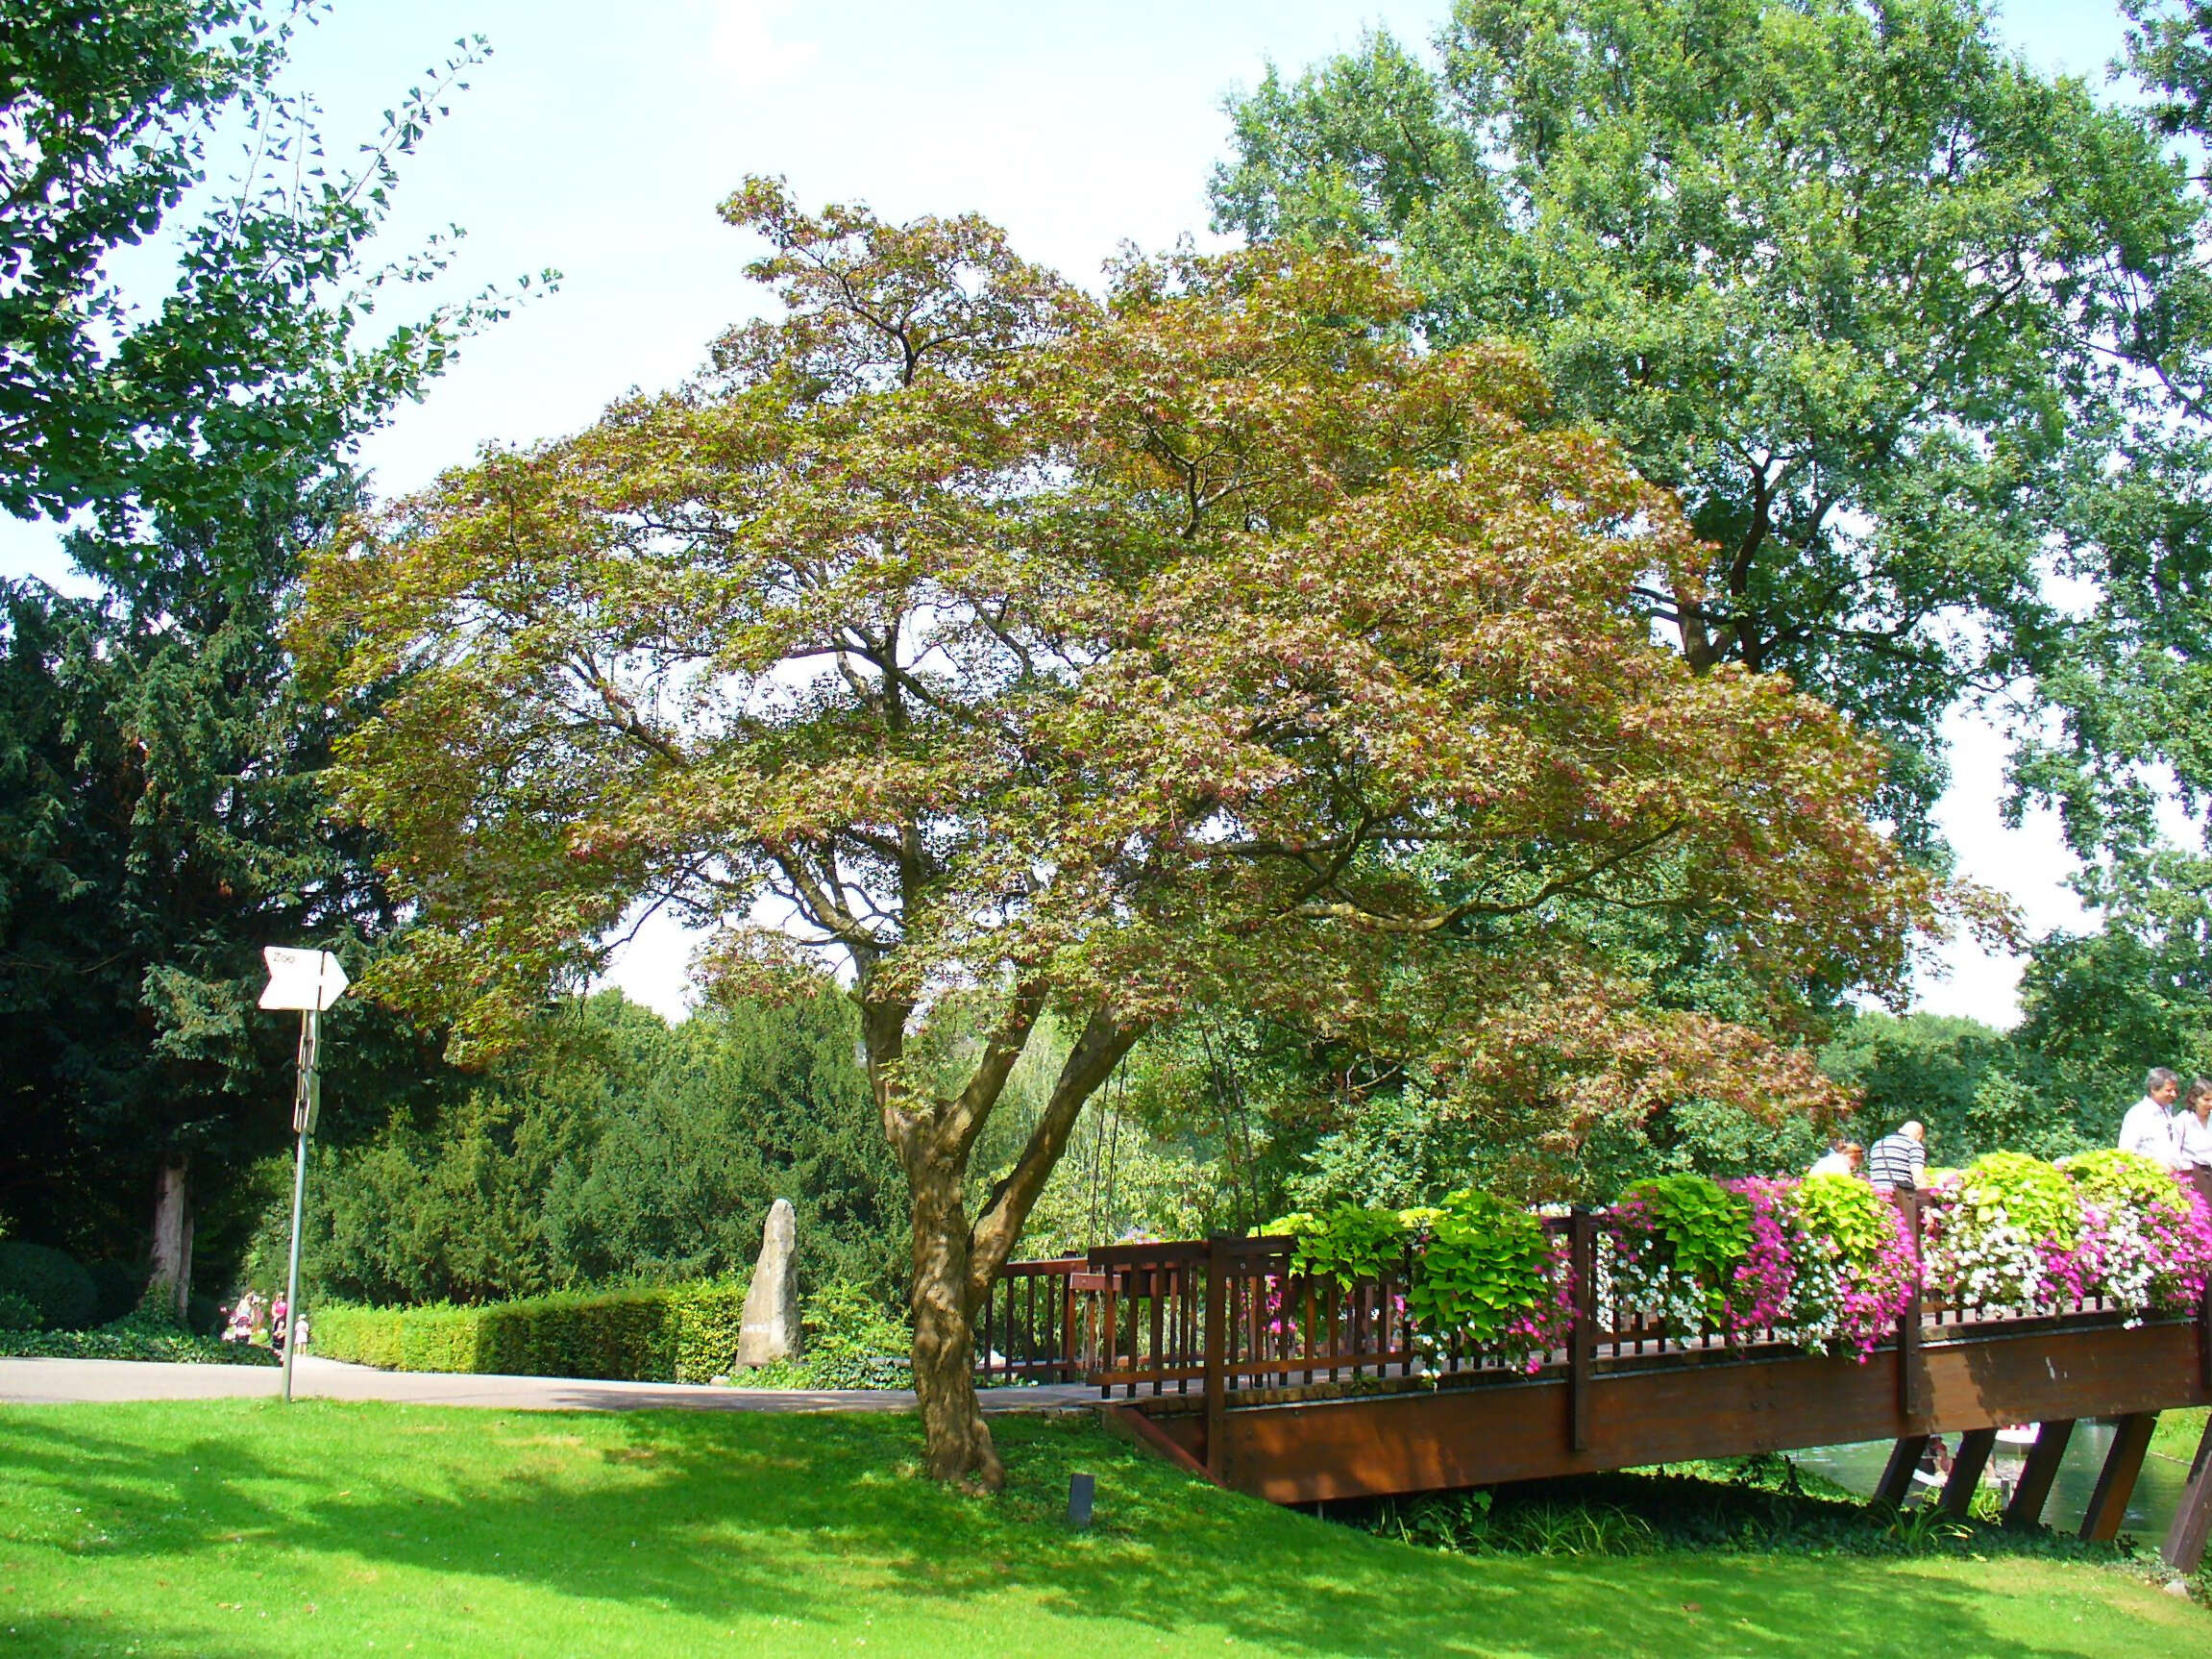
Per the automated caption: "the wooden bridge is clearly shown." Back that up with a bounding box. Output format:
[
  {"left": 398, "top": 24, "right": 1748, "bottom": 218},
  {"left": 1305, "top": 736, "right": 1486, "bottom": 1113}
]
[{"left": 976, "top": 1176, "right": 2212, "bottom": 1573}]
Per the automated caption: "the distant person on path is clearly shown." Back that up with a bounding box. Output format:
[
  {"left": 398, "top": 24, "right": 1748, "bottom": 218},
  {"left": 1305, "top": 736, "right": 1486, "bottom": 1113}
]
[
  {"left": 2119, "top": 1068, "right": 2184, "bottom": 1169},
  {"left": 1807, "top": 1141, "right": 1864, "bottom": 1179},
  {"left": 1865, "top": 1122, "right": 1926, "bottom": 1192},
  {"left": 2175, "top": 1077, "right": 2212, "bottom": 1172}
]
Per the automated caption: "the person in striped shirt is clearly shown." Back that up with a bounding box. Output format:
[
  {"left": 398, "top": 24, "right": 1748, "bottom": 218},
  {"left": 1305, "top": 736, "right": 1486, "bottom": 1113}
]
[{"left": 1865, "top": 1121, "right": 1927, "bottom": 1192}]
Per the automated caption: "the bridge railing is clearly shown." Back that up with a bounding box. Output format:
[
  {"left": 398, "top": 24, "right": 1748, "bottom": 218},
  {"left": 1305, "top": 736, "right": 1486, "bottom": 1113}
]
[{"left": 977, "top": 1169, "right": 2212, "bottom": 1401}]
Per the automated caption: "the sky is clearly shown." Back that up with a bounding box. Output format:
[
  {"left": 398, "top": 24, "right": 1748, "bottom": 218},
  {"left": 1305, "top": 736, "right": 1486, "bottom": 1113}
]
[{"left": 0, "top": 0, "right": 2162, "bottom": 1026}]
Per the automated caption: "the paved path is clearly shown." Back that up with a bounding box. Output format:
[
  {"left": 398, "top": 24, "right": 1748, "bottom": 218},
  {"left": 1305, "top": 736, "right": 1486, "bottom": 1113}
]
[{"left": 0, "top": 1355, "right": 1100, "bottom": 1415}]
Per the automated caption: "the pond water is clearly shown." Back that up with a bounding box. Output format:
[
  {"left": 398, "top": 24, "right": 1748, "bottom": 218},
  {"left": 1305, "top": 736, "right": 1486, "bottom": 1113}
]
[{"left": 1792, "top": 1421, "right": 2200, "bottom": 1549}]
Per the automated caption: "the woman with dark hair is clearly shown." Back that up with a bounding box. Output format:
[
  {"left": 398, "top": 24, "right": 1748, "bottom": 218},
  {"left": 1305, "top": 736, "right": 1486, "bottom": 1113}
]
[{"left": 2178, "top": 1077, "right": 2212, "bottom": 1172}]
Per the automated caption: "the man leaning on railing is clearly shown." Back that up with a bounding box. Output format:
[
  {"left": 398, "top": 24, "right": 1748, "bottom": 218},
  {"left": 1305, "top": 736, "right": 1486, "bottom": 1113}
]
[{"left": 1864, "top": 1122, "right": 1926, "bottom": 1192}]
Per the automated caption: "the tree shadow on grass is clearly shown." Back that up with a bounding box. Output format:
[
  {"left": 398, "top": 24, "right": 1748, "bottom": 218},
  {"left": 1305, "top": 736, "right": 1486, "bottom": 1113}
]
[{"left": 0, "top": 1403, "right": 2199, "bottom": 1659}]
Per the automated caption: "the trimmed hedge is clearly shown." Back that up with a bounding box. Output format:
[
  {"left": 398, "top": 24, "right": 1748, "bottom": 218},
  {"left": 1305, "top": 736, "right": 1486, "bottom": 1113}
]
[
  {"left": 0, "top": 1309, "right": 278, "bottom": 1366},
  {"left": 310, "top": 1280, "right": 750, "bottom": 1384}
]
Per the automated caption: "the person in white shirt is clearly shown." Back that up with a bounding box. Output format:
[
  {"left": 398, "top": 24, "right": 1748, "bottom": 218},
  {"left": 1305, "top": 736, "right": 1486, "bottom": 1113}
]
[
  {"left": 1807, "top": 1141, "right": 1864, "bottom": 1179},
  {"left": 2176, "top": 1077, "right": 2212, "bottom": 1172},
  {"left": 2118, "top": 1067, "right": 2184, "bottom": 1169}
]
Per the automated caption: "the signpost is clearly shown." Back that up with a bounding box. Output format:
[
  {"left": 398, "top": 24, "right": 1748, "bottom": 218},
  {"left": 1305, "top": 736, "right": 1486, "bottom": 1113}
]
[{"left": 259, "top": 947, "right": 349, "bottom": 1403}]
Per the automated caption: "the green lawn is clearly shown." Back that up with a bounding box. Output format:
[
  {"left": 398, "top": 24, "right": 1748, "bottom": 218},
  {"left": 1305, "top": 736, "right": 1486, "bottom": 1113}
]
[
  {"left": 0, "top": 1400, "right": 2202, "bottom": 1658},
  {"left": 2152, "top": 1405, "right": 2208, "bottom": 1463}
]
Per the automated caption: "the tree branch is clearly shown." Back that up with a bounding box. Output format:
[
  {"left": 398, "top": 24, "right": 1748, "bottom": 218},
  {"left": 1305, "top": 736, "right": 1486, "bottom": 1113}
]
[
  {"left": 967, "top": 1006, "right": 1145, "bottom": 1301},
  {"left": 1288, "top": 822, "right": 1685, "bottom": 932},
  {"left": 940, "top": 977, "right": 1051, "bottom": 1164}
]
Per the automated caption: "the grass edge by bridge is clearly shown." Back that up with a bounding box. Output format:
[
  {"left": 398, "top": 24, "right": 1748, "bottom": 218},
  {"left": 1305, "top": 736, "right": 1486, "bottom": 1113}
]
[{"left": 0, "top": 1397, "right": 2204, "bottom": 1659}]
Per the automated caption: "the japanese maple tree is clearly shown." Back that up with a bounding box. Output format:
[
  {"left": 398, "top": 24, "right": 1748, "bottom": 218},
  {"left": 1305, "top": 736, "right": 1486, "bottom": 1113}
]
[{"left": 301, "top": 182, "right": 1953, "bottom": 1486}]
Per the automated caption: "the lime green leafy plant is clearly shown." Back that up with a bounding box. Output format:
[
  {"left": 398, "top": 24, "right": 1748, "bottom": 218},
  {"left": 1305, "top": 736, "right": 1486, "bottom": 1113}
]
[
  {"left": 1404, "top": 1192, "right": 1567, "bottom": 1365},
  {"left": 1272, "top": 1205, "right": 1408, "bottom": 1290},
  {"left": 1610, "top": 1176, "right": 1753, "bottom": 1327}
]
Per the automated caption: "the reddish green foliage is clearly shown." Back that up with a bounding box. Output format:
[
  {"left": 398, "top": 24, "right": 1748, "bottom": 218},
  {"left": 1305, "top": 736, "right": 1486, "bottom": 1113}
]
[{"left": 299, "top": 183, "right": 1961, "bottom": 1480}]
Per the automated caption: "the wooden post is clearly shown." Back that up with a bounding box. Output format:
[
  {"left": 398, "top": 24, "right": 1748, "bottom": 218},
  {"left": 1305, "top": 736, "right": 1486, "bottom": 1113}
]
[
  {"left": 1568, "top": 1208, "right": 1595, "bottom": 1452},
  {"left": 2004, "top": 1420, "right": 2076, "bottom": 1531},
  {"left": 1938, "top": 1427, "right": 1998, "bottom": 1518},
  {"left": 1896, "top": 1188, "right": 1925, "bottom": 1422},
  {"left": 1060, "top": 1271, "right": 1078, "bottom": 1385},
  {"left": 2163, "top": 1410, "right": 2212, "bottom": 1573},
  {"left": 2079, "top": 1412, "right": 2157, "bottom": 1542},
  {"left": 1875, "top": 1434, "right": 1932, "bottom": 1509},
  {"left": 1096, "top": 1253, "right": 1117, "bottom": 1400},
  {"left": 1203, "top": 1234, "right": 1228, "bottom": 1481}
]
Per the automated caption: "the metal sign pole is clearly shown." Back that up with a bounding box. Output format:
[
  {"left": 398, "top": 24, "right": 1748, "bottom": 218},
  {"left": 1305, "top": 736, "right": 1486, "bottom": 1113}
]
[
  {"left": 259, "top": 945, "right": 346, "bottom": 1404},
  {"left": 280, "top": 1005, "right": 319, "bottom": 1404}
]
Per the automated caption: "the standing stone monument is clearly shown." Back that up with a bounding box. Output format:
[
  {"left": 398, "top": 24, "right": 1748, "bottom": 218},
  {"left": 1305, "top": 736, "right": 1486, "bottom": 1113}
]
[{"left": 734, "top": 1198, "right": 800, "bottom": 1367}]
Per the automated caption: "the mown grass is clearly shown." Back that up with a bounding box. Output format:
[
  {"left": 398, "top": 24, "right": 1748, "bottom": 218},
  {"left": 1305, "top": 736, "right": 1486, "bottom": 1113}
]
[
  {"left": 0, "top": 1399, "right": 2203, "bottom": 1658},
  {"left": 2152, "top": 1405, "right": 2207, "bottom": 1464}
]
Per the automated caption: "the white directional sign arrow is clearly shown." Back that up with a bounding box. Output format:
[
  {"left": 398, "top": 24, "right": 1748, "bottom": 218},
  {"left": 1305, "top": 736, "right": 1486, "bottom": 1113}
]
[{"left": 258, "top": 947, "right": 350, "bottom": 1012}]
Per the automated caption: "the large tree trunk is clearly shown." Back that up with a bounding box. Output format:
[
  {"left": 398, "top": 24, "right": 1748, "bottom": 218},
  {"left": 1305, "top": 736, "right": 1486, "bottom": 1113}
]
[
  {"left": 886, "top": 1002, "right": 1143, "bottom": 1489},
  {"left": 906, "top": 1148, "right": 1002, "bottom": 1490},
  {"left": 148, "top": 1155, "right": 191, "bottom": 1323}
]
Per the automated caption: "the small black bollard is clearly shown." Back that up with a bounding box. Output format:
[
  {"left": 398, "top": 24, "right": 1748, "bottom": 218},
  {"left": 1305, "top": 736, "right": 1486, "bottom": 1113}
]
[{"left": 1068, "top": 1471, "right": 1095, "bottom": 1528}]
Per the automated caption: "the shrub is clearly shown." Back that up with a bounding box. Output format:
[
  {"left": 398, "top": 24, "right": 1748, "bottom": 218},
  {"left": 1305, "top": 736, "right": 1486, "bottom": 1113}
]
[
  {"left": 1273, "top": 1205, "right": 1407, "bottom": 1290},
  {"left": 85, "top": 1260, "right": 145, "bottom": 1325},
  {"left": 0, "top": 1291, "right": 37, "bottom": 1330},
  {"left": 0, "top": 1307, "right": 276, "bottom": 1365},
  {"left": 799, "top": 1279, "right": 910, "bottom": 1388},
  {"left": 1603, "top": 1176, "right": 1752, "bottom": 1334},
  {"left": 0, "top": 1242, "right": 97, "bottom": 1330},
  {"left": 311, "top": 1301, "right": 485, "bottom": 1373},
  {"left": 310, "top": 1280, "right": 751, "bottom": 1383},
  {"left": 1781, "top": 1174, "right": 1920, "bottom": 1358},
  {"left": 2055, "top": 1150, "right": 2212, "bottom": 1321},
  {"left": 668, "top": 1282, "right": 752, "bottom": 1383},
  {"left": 1922, "top": 1151, "right": 2082, "bottom": 1315},
  {"left": 2063, "top": 1148, "right": 2179, "bottom": 1212},
  {"left": 738, "top": 1279, "right": 911, "bottom": 1389}
]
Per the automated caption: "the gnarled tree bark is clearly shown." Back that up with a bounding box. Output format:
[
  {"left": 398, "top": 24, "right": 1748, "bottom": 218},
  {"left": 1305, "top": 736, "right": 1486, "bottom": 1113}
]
[{"left": 876, "top": 993, "right": 1141, "bottom": 1489}]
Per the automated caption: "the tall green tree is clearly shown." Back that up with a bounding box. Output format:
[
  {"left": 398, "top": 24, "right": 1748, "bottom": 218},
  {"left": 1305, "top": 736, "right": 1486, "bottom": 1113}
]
[
  {"left": 0, "top": 1, "right": 527, "bottom": 530},
  {"left": 0, "top": 474, "right": 445, "bottom": 1306},
  {"left": 1212, "top": 0, "right": 2208, "bottom": 842},
  {"left": 0, "top": 1, "right": 535, "bottom": 1304},
  {"left": 301, "top": 185, "right": 1949, "bottom": 1486}
]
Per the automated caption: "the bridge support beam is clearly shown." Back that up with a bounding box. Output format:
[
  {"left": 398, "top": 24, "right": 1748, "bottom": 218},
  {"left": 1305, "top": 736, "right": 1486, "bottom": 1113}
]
[
  {"left": 2003, "top": 1420, "right": 2074, "bottom": 1530},
  {"left": 2164, "top": 1411, "right": 2212, "bottom": 1572},
  {"left": 1938, "top": 1427, "right": 1997, "bottom": 1518},
  {"left": 2079, "top": 1412, "right": 2157, "bottom": 1542},
  {"left": 1875, "top": 1435, "right": 1932, "bottom": 1509}
]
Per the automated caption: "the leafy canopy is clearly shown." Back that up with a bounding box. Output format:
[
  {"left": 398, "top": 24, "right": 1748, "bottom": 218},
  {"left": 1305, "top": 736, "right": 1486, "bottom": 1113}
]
[
  {"left": 304, "top": 180, "right": 1946, "bottom": 1112},
  {"left": 0, "top": 1, "right": 540, "bottom": 536},
  {"left": 1213, "top": 0, "right": 2209, "bottom": 843}
]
